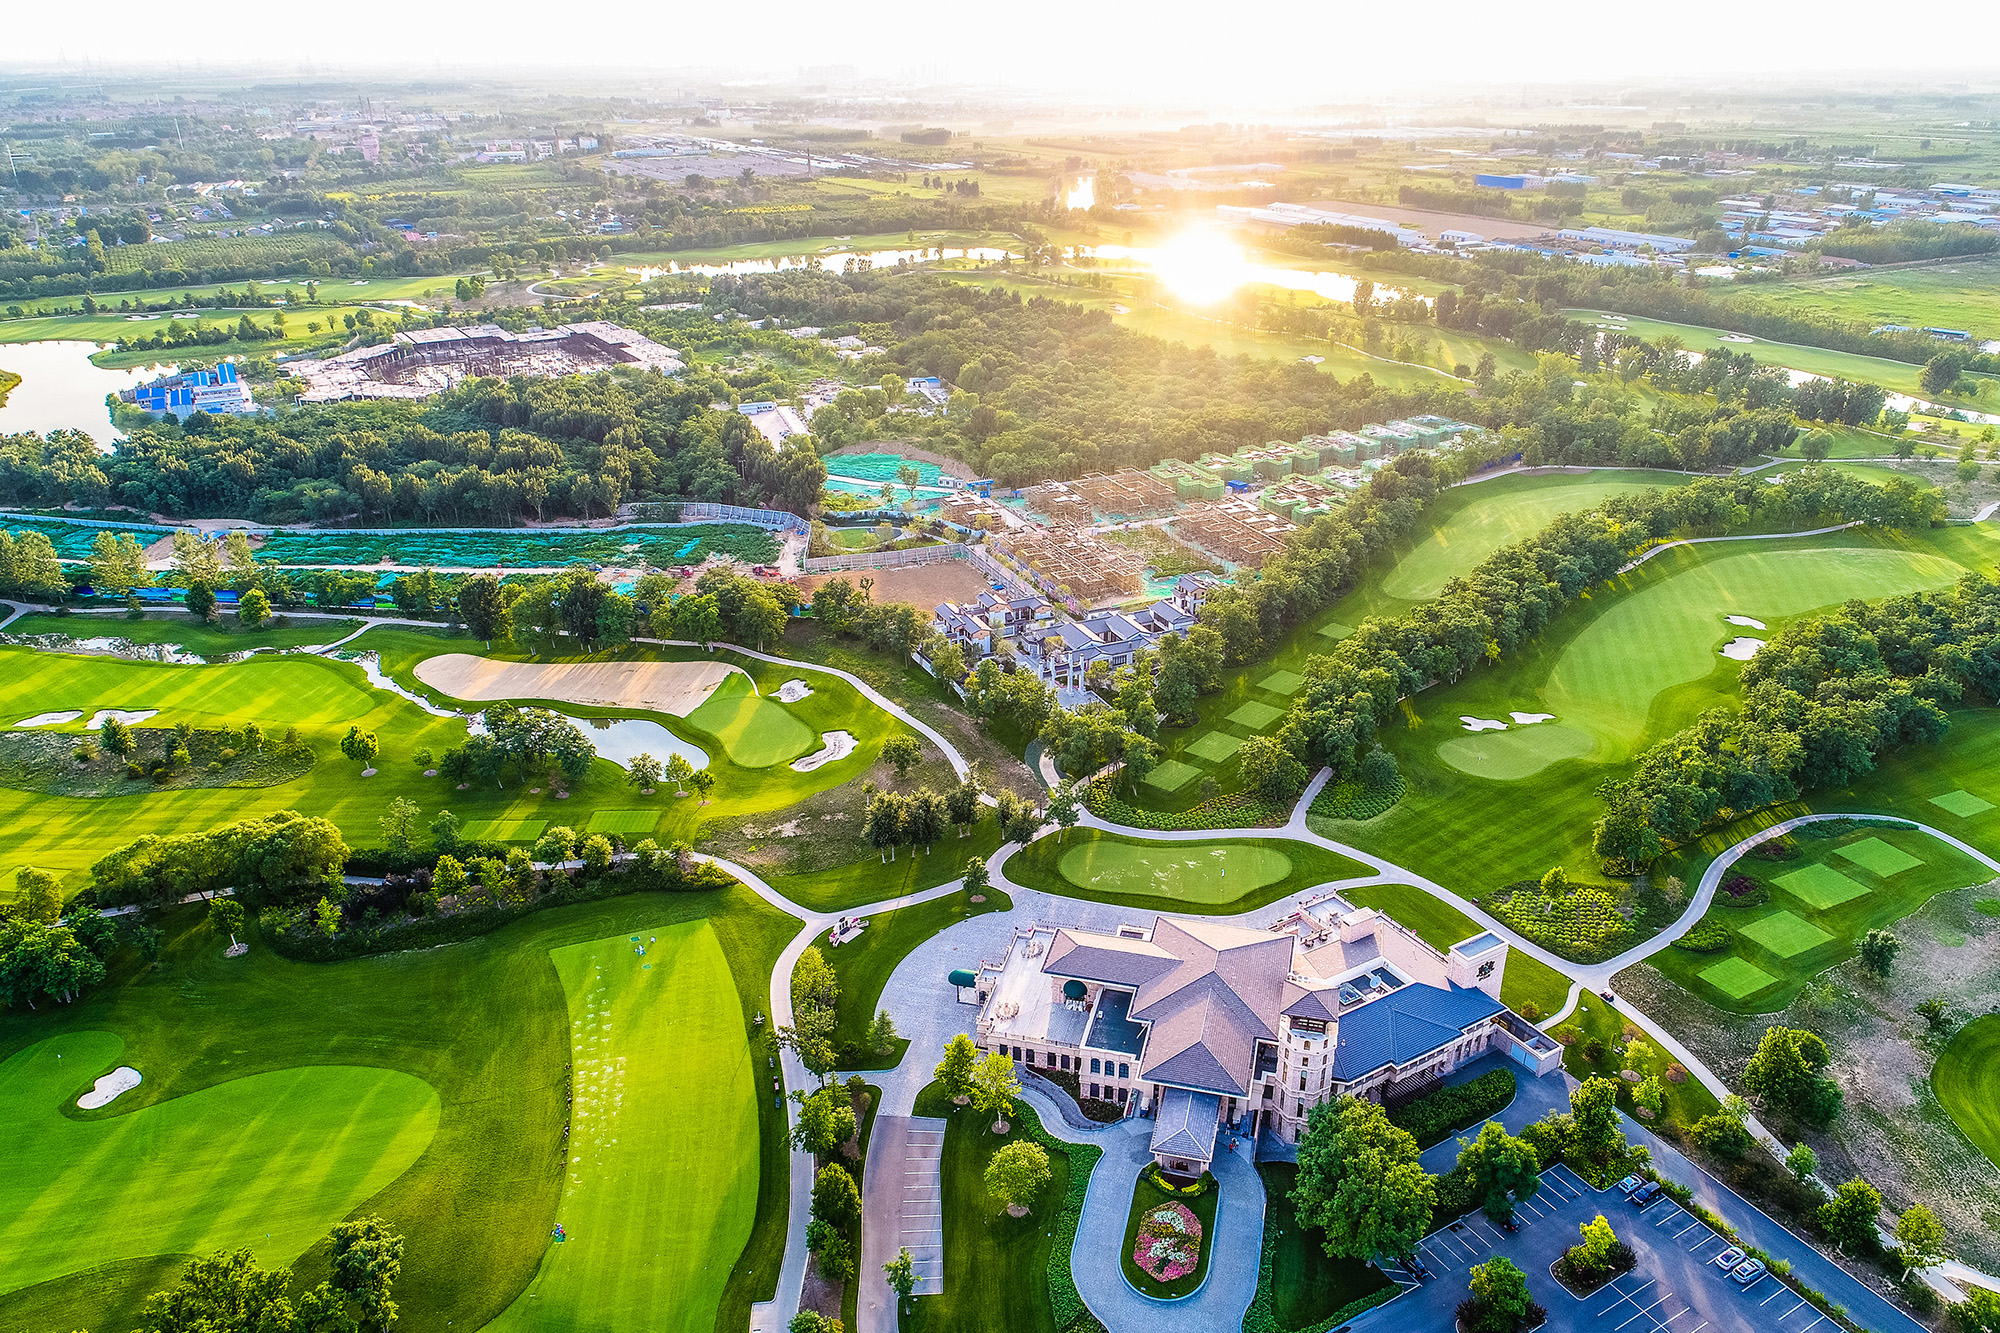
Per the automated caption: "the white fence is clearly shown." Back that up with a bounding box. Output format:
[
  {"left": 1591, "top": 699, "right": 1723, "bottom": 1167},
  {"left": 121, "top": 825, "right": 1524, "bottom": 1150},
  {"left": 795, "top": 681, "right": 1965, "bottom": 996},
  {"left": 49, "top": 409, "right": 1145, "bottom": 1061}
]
[{"left": 803, "top": 542, "right": 968, "bottom": 573}]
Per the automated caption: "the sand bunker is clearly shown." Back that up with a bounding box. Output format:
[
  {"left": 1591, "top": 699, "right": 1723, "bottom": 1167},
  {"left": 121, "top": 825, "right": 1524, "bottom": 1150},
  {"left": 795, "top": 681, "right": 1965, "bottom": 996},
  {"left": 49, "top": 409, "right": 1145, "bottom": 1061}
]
[
  {"left": 86, "top": 709, "right": 158, "bottom": 729},
  {"left": 1720, "top": 637, "right": 1765, "bottom": 661},
  {"left": 15, "top": 710, "right": 83, "bottom": 727},
  {"left": 791, "top": 731, "right": 857, "bottom": 772},
  {"left": 775, "top": 679, "right": 814, "bottom": 703},
  {"left": 414, "top": 654, "right": 740, "bottom": 717},
  {"left": 78, "top": 1066, "right": 142, "bottom": 1109},
  {"left": 1725, "top": 615, "right": 1767, "bottom": 629},
  {"left": 1719, "top": 334, "right": 1755, "bottom": 344},
  {"left": 1509, "top": 712, "right": 1555, "bottom": 725},
  {"left": 1460, "top": 717, "right": 1508, "bottom": 732}
]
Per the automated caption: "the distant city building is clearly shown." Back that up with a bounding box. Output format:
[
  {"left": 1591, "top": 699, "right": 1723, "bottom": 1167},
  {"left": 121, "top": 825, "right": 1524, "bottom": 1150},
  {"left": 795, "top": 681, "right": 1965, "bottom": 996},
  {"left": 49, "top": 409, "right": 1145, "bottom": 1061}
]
[
  {"left": 122, "top": 363, "right": 255, "bottom": 415},
  {"left": 1556, "top": 226, "right": 1697, "bottom": 254}
]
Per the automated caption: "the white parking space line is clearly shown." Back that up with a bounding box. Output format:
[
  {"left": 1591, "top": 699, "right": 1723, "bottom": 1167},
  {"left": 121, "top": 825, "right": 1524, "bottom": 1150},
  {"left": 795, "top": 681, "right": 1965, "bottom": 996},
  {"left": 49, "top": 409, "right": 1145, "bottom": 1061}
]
[
  {"left": 1760, "top": 1284, "right": 1791, "bottom": 1306},
  {"left": 1673, "top": 1219, "right": 1705, "bottom": 1239}
]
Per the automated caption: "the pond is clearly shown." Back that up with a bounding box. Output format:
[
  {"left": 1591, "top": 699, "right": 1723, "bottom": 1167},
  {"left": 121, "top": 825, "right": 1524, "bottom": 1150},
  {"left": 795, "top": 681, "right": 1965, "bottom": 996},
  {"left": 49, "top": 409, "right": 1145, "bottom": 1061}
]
[
  {"left": 569, "top": 715, "right": 708, "bottom": 772},
  {"left": 0, "top": 341, "right": 176, "bottom": 445}
]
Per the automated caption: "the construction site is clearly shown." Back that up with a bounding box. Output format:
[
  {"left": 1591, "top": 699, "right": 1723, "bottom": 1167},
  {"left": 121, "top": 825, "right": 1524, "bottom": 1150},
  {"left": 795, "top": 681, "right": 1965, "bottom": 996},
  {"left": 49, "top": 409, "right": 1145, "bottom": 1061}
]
[
  {"left": 991, "top": 524, "right": 1145, "bottom": 604},
  {"left": 288, "top": 321, "right": 685, "bottom": 403}
]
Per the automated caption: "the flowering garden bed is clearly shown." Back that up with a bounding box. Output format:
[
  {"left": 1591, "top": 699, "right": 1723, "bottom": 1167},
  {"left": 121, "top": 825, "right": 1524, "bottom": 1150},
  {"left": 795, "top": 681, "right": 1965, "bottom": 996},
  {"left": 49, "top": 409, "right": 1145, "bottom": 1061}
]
[{"left": 1120, "top": 1165, "right": 1218, "bottom": 1299}]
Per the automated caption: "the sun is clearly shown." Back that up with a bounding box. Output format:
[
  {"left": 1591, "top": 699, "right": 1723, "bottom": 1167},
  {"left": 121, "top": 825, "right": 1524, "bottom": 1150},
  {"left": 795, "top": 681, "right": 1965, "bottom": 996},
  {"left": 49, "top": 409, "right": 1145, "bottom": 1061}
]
[{"left": 1147, "top": 230, "right": 1252, "bottom": 306}]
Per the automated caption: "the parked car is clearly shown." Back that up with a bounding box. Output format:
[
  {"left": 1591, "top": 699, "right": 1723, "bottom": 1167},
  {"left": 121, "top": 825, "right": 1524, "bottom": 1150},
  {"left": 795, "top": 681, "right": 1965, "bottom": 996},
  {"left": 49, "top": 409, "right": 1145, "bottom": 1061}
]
[
  {"left": 1630, "top": 1181, "right": 1663, "bottom": 1206},
  {"left": 1408, "top": 1255, "right": 1431, "bottom": 1280},
  {"left": 1495, "top": 1214, "right": 1519, "bottom": 1233},
  {"left": 1600, "top": 990, "right": 1617, "bottom": 1003},
  {"left": 1714, "top": 1247, "right": 1746, "bottom": 1271},
  {"left": 1616, "top": 1175, "right": 1644, "bottom": 1195},
  {"left": 1730, "top": 1258, "right": 1768, "bottom": 1286}
]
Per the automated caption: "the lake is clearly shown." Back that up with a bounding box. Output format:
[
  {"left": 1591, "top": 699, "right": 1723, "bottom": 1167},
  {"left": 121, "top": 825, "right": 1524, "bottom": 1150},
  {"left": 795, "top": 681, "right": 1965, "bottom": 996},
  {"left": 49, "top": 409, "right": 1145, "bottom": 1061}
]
[
  {"left": 570, "top": 715, "right": 708, "bottom": 772},
  {"left": 0, "top": 340, "right": 176, "bottom": 444}
]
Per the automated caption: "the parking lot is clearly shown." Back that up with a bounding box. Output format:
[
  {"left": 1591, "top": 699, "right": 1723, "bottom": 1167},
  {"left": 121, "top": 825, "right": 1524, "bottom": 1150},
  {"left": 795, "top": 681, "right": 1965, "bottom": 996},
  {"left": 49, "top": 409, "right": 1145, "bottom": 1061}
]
[{"left": 1364, "top": 1165, "right": 1838, "bottom": 1333}]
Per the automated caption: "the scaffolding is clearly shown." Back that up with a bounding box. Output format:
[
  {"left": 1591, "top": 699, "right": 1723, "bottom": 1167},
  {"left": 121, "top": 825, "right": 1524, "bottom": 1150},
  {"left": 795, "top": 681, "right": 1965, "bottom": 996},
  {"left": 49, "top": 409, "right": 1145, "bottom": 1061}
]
[{"left": 1172, "top": 500, "right": 1298, "bottom": 568}]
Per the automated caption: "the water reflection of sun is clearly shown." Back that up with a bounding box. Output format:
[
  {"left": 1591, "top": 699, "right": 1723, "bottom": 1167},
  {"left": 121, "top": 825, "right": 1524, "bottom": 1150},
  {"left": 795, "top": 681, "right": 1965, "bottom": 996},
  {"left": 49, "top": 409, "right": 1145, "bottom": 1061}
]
[{"left": 1148, "top": 230, "right": 1251, "bottom": 305}]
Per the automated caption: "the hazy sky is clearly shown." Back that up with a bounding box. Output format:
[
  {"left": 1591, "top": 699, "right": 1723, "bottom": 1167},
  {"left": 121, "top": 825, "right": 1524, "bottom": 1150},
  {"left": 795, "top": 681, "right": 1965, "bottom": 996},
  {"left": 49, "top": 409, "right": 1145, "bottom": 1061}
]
[{"left": 5, "top": 0, "right": 1999, "bottom": 102}]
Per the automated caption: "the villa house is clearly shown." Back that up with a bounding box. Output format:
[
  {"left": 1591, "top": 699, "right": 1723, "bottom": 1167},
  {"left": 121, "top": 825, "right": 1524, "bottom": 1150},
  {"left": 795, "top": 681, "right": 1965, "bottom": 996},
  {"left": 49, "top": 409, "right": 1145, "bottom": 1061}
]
[
  {"left": 931, "top": 591, "right": 1054, "bottom": 655},
  {"left": 971, "top": 904, "right": 1562, "bottom": 1176}
]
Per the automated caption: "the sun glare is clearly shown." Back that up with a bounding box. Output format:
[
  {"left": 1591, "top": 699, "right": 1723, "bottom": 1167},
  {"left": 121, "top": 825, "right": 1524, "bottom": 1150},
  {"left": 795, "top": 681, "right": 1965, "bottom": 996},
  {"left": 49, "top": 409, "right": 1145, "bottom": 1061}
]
[
  {"left": 1064, "top": 176, "right": 1096, "bottom": 210},
  {"left": 1149, "top": 231, "right": 1251, "bottom": 306}
]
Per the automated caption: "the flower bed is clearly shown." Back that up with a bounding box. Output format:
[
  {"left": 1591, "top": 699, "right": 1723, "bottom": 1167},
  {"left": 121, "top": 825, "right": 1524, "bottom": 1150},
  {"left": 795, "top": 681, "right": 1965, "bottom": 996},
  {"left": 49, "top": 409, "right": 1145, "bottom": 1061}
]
[
  {"left": 1121, "top": 1166, "right": 1218, "bottom": 1298},
  {"left": 1134, "top": 1202, "right": 1202, "bottom": 1283}
]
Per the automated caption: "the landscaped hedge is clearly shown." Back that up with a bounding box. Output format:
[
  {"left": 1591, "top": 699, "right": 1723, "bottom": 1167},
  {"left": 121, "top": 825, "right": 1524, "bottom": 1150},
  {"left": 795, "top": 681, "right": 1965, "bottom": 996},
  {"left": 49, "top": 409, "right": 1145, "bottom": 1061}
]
[
  {"left": 1307, "top": 774, "right": 1405, "bottom": 822},
  {"left": 1487, "top": 879, "right": 1634, "bottom": 963},
  {"left": 1387, "top": 1069, "right": 1517, "bottom": 1148},
  {"left": 1016, "top": 1109, "right": 1105, "bottom": 1333},
  {"left": 1084, "top": 776, "right": 1285, "bottom": 831},
  {"left": 1673, "top": 917, "right": 1731, "bottom": 952}
]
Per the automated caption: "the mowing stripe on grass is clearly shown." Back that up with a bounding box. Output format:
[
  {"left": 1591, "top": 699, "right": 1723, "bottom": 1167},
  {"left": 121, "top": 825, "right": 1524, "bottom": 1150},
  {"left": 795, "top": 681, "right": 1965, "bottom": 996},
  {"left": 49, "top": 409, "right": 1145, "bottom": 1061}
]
[
  {"left": 1256, "top": 670, "right": 1304, "bottom": 696},
  {"left": 1774, "top": 862, "right": 1870, "bottom": 910},
  {"left": 1058, "top": 840, "right": 1292, "bottom": 904},
  {"left": 1738, "top": 910, "right": 1835, "bottom": 959},
  {"left": 1835, "top": 836, "right": 1924, "bottom": 877},
  {"left": 1934, "top": 1015, "right": 2000, "bottom": 1170},
  {"left": 491, "top": 922, "right": 757, "bottom": 1333},
  {"left": 1929, "top": 789, "right": 1997, "bottom": 819},
  {"left": 1142, "top": 759, "right": 1202, "bottom": 793},
  {"left": 586, "top": 810, "right": 660, "bottom": 836},
  {"left": 1185, "top": 732, "right": 1245, "bottom": 764},
  {"left": 1699, "top": 956, "right": 1778, "bottom": 1001},
  {"left": 460, "top": 818, "right": 549, "bottom": 843},
  {"left": 1227, "top": 700, "right": 1284, "bottom": 730}
]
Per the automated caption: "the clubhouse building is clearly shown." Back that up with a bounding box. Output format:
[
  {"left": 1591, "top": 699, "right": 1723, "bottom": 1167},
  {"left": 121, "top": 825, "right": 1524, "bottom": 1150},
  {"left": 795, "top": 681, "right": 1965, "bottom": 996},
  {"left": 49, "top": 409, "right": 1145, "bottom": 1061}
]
[{"left": 968, "top": 899, "right": 1564, "bottom": 1176}]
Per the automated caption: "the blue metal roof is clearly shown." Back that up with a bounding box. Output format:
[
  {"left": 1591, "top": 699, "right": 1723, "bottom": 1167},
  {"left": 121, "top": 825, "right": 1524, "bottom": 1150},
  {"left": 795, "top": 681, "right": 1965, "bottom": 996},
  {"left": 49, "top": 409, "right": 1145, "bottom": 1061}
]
[{"left": 1330, "top": 983, "right": 1507, "bottom": 1081}]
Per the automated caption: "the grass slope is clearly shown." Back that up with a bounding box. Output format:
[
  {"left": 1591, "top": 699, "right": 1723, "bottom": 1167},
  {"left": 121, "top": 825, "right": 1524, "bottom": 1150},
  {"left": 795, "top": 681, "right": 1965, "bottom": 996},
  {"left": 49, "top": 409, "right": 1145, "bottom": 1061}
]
[
  {"left": 1257, "top": 1162, "right": 1392, "bottom": 1329},
  {"left": 1933, "top": 1015, "right": 2000, "bottom": 1170},
  {"left": 5, "top": 612, "right": 361, "bottom": 654},
  {"left": 489, "top": 921, "right": 758, "bottom": 1333}
]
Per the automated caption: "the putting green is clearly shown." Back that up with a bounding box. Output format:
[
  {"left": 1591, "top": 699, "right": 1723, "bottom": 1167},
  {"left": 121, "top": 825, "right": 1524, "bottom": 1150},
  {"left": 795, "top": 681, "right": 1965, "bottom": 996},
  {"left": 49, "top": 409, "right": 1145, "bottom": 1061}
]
[
  {"left": 1835, "top": 837, "right": 1924, "bottom": 877},
  {"left": 682, "top": 675, "right": 815, "bottom": 768},
  {"left": 1227, "top": 701, "right": 1284, "bottom": 730},
  {"left": 1257, "top": 670, "right": 1304, "bottom": 695},
  {"left": 1738, "top": 911, "right": 1834, "bottom": 959},
  {"left": 461, "top": 818, "right": 549, "bottom": 843},
  {"left": 490, "top": 922, "right": 757, "bottom": 1333},
  {"left": 1698, "top": 956, "right": 1778, "bottom": 1001},
  {"left": 1545, "top": 546, "right": 1969, "bottom": 760},
  {"left": 1384, "top": 475, "right": 1678, "bottom": 601},
  {"left": 1929, "top": 789, "right": 1997, "bottom": 819},
  {"left": 1185, "top": 732, "right": 1245, "bottom": 764},
  {"left": 1315, "top": 622, "right": 1354, "bottom": 640},
  {"left": 1934, "top": 1016, "right": 2000, "bottom": 1169},
  {"left": 1058, "top": 841, "right": 1291, "bottom": 903},
  {"left": 0, "top": 1030, "right": 439, "bottom": 1297},
  {"left": 1774, "top": 863, "right": 1871, "bottom": 910},
  {"left": 1142, "top": 759, "right": 1202, "bottom": 793},
  {"left": 587, "top": 810, "right": 660, "bottom": 835},
  {"left": 1435, "top": 723, "right": 1593, "bottom": 781}
]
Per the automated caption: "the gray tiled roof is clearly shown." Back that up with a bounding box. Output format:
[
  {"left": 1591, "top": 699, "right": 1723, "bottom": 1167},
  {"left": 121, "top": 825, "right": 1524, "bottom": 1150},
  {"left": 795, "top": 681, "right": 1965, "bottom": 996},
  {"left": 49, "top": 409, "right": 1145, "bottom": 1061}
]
[
  {"left": 1149, "top": 1087, "right": 1221, "bottom": 1162},
  {"left": 1132, "top": 919, "right": 1292, "bottom": 1097},
  {"left": 1044, "top": 930, "right": 1176, "bottom": 987},
  {"left": 1281, "top": 985, "right": 1341, "bottom": 1022}
]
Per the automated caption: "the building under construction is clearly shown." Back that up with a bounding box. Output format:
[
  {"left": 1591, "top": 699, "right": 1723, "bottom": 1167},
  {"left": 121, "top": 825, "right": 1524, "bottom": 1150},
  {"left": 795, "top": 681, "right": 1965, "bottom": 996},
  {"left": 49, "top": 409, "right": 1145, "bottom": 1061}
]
[
  {"left": 994, "top": 526, "right": 1144, "bottom": 605},
  {"left": 1020, "top": 469, "right": 1179, "bottom": 526},
  {"left": 1173, "top": 499, "right": 1298, "bottom": 568},
  {"left": 289, "top": 321, "right": 685, "bottom": 403}
]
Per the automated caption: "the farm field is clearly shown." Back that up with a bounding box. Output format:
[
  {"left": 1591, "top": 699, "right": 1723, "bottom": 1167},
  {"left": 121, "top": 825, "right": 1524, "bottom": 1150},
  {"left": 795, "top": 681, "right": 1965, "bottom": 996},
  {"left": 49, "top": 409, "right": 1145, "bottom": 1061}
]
[
  {"left": 1003, "top": 829, "right": 1367, "bottom": 911},
  {"left": 487, "top": 920, "right": 759, "bottom": 1333},
  {"left": 1933, "top": 1015, "right": 2000, "bottom": 1170},
  {"left": 0, "top": 878, "right": 795, "bottom": 1333},
  {"left": 1714, "top": 257, "right": 2000, "bottom": 343}
]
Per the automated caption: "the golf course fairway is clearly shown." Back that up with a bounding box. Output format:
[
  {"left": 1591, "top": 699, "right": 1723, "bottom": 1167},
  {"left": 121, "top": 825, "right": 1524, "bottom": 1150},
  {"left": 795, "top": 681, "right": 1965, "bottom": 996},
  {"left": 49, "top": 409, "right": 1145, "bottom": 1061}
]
[
  {"left": 489, "top": 920, "right": 759, "bottom": 1333},
  {"left": 0, "top": 1029, "right": 439, "bottom": 1297},
  {"left": 1933, "top": 1014, "right": 2000, "bottom": 1170}
]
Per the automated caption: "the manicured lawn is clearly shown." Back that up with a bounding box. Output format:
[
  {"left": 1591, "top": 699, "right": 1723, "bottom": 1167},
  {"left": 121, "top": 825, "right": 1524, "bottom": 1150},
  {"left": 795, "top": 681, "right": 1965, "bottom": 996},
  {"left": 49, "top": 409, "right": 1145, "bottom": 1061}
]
[
  {"left": 488, "top": 921, "right": 758, "bottom": 1333},
  {"left": 1120, "top": 1169, "right": 1218, "bottom": 1299},
  {"left": 1556, "top": 992, "right": 1720, "bottom": 1132},
  {"left": 1435, "top": 722, "right": 1594, "bottom": 780},
  {"left": 1006, "top": 830, "right": 1366, "bottom": 912},
  {"left": 1933, "top": 1015, "right": 2000, "bottom": 1170},
  {"left": 2, "top": 1032, "right": 438, "bottom": 1299},
  {"left": 771, "top": 816, "right": 1007, "bottom": 915},
  {"left": 1337, "top": 883, "right": 1572, "bottom": 1019},
  {"left": 1381, "top": 472, "right": 1689, "bottom": 602},
  {"left": 1227, "top": 701, "right": 1284, "bottom": 730},
  {"left": 1141, "top": 758, "right": 1202, "bottom": 793},
  {"left": 460, "top": 817, "right": 549, "bottom": 843},
  {"left": 0, "top": 882, "right": 797, "bottom": 1333},
  {"left": 1930, "top": 789, "right": 1996, "bottom": 819},
  {"left": 903, "top": 1085, "right": 1082, "bottom": 1333},
  {"left": 1256, "top": 670, "right": 1304, "bottom": 695},
  {"left": 586, "top": 810, "right": 661, "bottom": 836},
  {"left": 1185, "top": 732, "right": 1244, "bottom": 763},
  {"left": 7, "top": 611, "right": 361, "bottom": 655},
  {"left": 683, "top": 673, "right": 817, "bottom": 768},
  {"left": 1256, "top": 1162, "right": 1392, "bottom": 1330},
  {"left": 1650, "top": 822, "right": 1994, "bottom": 1012},
  {"left": 810, "top": 887, "right": 1013, "bottom": 1070}
]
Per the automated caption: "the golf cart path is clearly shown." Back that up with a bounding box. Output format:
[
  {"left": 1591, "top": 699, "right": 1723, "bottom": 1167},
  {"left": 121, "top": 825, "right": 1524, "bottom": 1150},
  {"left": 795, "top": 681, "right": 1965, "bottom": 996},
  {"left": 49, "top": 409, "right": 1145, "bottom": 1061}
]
[{"left": 1614, "top": 520, "right": 1864, "bottom": 574}]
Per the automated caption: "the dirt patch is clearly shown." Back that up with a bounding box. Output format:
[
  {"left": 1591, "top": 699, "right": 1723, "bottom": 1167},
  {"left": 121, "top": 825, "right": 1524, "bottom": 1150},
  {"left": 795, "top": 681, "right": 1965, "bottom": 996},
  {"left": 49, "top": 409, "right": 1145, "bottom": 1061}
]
[
  {"left": 795, "top": 562, "right": 994, "bottom": 609},
  {"left": 413, "top": 653, "right": 739, "bottom": 716},
  {"left": 1616, "top": 880, "right": 2000, "bottom": 1272}
]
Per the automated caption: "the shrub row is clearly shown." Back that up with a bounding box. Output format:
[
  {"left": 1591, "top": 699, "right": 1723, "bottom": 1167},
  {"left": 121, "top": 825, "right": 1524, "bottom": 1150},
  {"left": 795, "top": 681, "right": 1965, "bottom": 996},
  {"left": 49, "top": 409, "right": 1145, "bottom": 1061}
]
[
  {"left": 1084, "top": 777, "right": 1285, "bottom": 831},
  {"left": 1673, "top": 918, "right": 1732, "bottom": 952},
  {"left": 1307, "top": 774, "right": 1405, "bottom": 822},
  {"left": 1387, "top": 1069, "right": 1518, "bottom": 1148},
  {"left": 1488, "top": 881, "right": 1633, "bottom": 963}
]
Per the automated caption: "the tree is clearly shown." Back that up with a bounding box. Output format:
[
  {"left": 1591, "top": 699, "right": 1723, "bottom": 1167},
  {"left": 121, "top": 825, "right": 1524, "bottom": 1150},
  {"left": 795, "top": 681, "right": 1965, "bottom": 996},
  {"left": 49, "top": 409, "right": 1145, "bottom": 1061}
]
[
  {"left": 1047, "top": 780, "right": 1081, "bottom": 842},
  {"left": 945, "top": 779, "right": 981, "bottom": 835},
  {"left": 1455, "top": 1121, "right": 1541, "bottom": 1222},
  {"left": 186, "top": 580, "right": 217, "bottom": 621},
  {"left": 429, "top": 808, "right": 462, "bottom": 855},
  {"left": 1744, "top": 1026, "right": 1841, "bottom": 1127},
  {"left": 1857, "top": 928, "right": 1900, "bottom": 977},
  {"left": 793, "top": 946, "right": 839, "bottom": 1015},
  {"left": 1801, "top": 430, "right": 1834, "bottom": 462},
  {"left": 626, "top": 753, "right": 662, "bottom": 793},
  {"left": 880, "top": 734, "right": 922, "bottom": 780},
  {"left": 1920, "top": 352, "right": 1964, "bottom": 398},
  {"left": 329, "top": 1215, "right": 404, "bottom": 1332},
  {"left": 242, "top": 721, "right": 264, "bottom": 754},
  {"left": 789, "top": 1312, "right": 842, "bottom": 1333},
  {"left": 15, "top": 867, "right": 62, "bottom": 922},
  {"left": 138, "top": 1247, "right": 349, "bottom": 1333},
  {"left": 1465, "top": 1255, "right": 1532, "bottom": 1333},
  {"left": 238, "top": 587, "right": 271, "bottom": 628},
  {"left": 671, "top": 592, "right": 723, "bottom": 647},
  {"left": 89, "top": 532, "right": 152, "bottom": 597},
  {"left": 995, "top": 790, "right": 1043, "bottom": 843},
  {"left": 1785, "top": 1141, "right": 1819, "bottom": 1185},
  {"left": 1895, "top": 1203, "right": 1948, "bottom": 1274},
  {"left": 691, "top": 768, "right": 714, "bottom": 805},
  {"left": 865, "top": 1009, "right": 900, "bottom": 1057},
  {"left": 883, "top": 1247, "right": 917, "bottom": 1313},
  {"left": 960, "top": 856, "right": 990, "bottom": 898},
  {"left": 1568, "top": 1213, "right": 1620, "bottom": 1278},
  {"left": 791, "top": 1084, "right": 858, "bottom": 1156},
  {"left": 1953, "top": 1287, "right": 2000, "bottom": 1333},
  {"left": 457, "top": 574, "right": 508, "bottom": 644},
  {"left": 984, "top": 1140, "right": 1052, "bottom": 1214},
  {"left": 971, "top": 1048, "right": 1021, "bottom": 1131},
  {"left": 101, "top": 715, "right": 135, "bottom": 757},
  {"left": 207, "top": 896, "right": 244, "bottom": 940},
  {"left": 664, "top": 752, "right": 694, "bottom": 796},
  {"left": 1915, "top": 997, "right": 1953, "bottom": 1033},
  {"left": 0, "top": 918, "right": 107, "bottom": 1007},
  {"left": 1568, "top": 1077, "right": 1626, "bottom": 1169},
  {"left": 1689, "top": 1113, "right": 1752, "bottom": 1159},
  {"left": 775, "top": 1003, "right": 838, "bottom": 1081},
  {"left": 1818, "top": 1176, "right": 1883, "bottom": 1254},
  {"left": 1238, "top": 735, "right": 1308, "bottom": 803},
  {"left": 377, "top": 798, "right": 420, "bottom": 855},
  {"left": 936, "top": 1033, "right": 980, "bottom": 1103},
  {"left": 1292, "top": 1096, "right": 1435, "bottom": 1262},
  {"left": 432, "top": 855, "right": 468, "bottom": 900},
  {"left": 811, "top": 1163, "right": 861, "bottom": 1231},
  {"left": 534, "top": 826, "right": 579, "bottom": 867},
  {"left": 340, "top": 727, "right": 380, "bottom": 772},
  {"left": 580, "top": 835, "right": 613, "bottom": 873}
]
